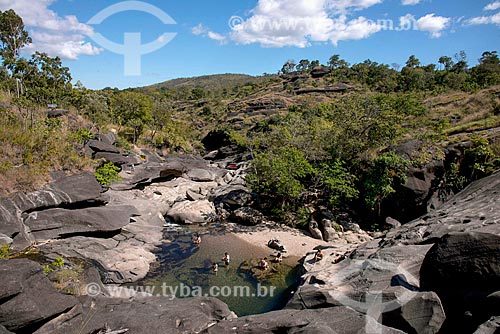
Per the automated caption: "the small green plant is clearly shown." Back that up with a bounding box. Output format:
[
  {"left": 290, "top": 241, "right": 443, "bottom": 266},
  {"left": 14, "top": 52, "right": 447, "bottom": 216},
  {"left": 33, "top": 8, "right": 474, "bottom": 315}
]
[
  {"left": 73, "top": 128, "right": 94, "bottom": 144},
  {"left": 0, "top": 244, "right": 12, "bottom": 259},
  {"left": 94, "top": 161, "right": 122, "bottom": 186},
  {"left": 52, "top": 257, "right": 65, "bottom": 268},
  {"left": 43, "top": 264, "right": 53, "bottom": 275}
]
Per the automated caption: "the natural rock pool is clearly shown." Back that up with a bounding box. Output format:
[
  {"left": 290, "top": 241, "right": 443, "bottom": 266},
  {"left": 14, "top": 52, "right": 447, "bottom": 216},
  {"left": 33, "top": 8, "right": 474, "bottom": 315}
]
[{"left": 132, "top": 224, "right": 302, "bottom": 316}]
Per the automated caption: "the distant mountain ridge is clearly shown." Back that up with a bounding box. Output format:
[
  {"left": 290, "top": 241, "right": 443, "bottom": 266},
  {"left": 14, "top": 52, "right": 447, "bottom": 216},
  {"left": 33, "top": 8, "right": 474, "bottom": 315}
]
[{"left": 145, "top": 73, "right": 269, "bottom": 90}]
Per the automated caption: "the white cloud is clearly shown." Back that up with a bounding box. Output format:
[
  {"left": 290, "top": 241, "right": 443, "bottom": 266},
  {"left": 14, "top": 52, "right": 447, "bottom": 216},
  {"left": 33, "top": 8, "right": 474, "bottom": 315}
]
[
  {"left": 207, "top": 31, "right": 227, "bottom": 44},
  {"left": 465, "top": 12, "right": 500, "bottom": 25},
  {"left": 400, "top": 13, "right": 451, "bottom": 38},
  {"left": 325, "top": 0, "right": 384, "bottom": 13},
  {"left": 230, "top": 0, "right": 383, "bottom": 47},
  {"left": 191, "top": 23, "right": 207, "bottom": 36},
  {"left": 0, "top": 0, "right": 102, "bottom": 60},
  {"left": 484, "top": 1, "right": 500, "bottom": 11},
  {"left": 192, "top": 23, "right": 227, "bottom": 44},
  {"left": 401, "top": 0, "right": 421, "bottom": 6}
]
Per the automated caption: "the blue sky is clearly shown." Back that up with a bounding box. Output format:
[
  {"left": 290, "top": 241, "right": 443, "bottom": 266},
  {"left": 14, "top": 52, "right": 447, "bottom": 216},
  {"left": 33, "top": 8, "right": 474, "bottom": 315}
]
[{"left": 1, "top": 0, "right": 499, "bottom": 89}]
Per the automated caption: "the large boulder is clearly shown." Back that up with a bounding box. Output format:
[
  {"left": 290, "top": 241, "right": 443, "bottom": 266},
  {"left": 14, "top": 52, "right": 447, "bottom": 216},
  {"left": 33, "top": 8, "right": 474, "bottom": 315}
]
[
  {"left": 420, "top": 232, "right": 500, "bottom": 333},
  {"left": 420, "top": 232, "right": 500, "bottom": 293},
  {"left": 1, "top": 173, "right": 103, "bottom": 247},
  {"left": 229, "top": 207, "right": 264, "bottom": 226},
  {"left": 113, "top": 156, "right": 224, "bottom": 190},
  {"left": 308, "top": 220, "right": 323, "bottom": 240},
  {"left": 167, "top": 200, "right": 216, "bottom": 224},
  {"left": 210, "top": 185, "right": 254, "bottom": 208},
  {"left": 11, "top": 172, "right": 102, "bottom": 213},
  {"left": 0, "top": 259, "right": 77, "bottom": 332},
  {"left": 0, "top": 234, "right": 12, "bottom": 246},
  {"left": 382, "top": 290, "right": 446, "bottom": 334},
  {"left": 95, "top": 132, "right": 117, "bottom": 146},
  {"left": 380, "top": 140, "right": 446, "bottom": 223},
  {"left": 207, "top": 307, "right": 405, "bottom": 334},
  {"left": 94, "top": 152, "right": 137, "bottom": 166},
  {"left": 34, "top": 296, "right": 234, "bottom": 334},
  {"left": 473, "top": 316, "right": 500, "bottom": 334},
  {"left": 319, "top": 219, "right": 339, "bottom": 242},
  {"left": 186, "top": 168, "right": 217, "bottom": 182},
  {"left": 24, "top": 205, "right": 137, "bottom": 241},
  {"left": 87, "top": 139, "right": 120, "bottom": 154}
]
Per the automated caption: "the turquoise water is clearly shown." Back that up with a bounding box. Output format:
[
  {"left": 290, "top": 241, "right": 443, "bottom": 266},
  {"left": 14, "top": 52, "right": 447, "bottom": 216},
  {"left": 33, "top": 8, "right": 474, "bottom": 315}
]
[{"left": 135, "top": 225, "right": 301, "bottom": 316}]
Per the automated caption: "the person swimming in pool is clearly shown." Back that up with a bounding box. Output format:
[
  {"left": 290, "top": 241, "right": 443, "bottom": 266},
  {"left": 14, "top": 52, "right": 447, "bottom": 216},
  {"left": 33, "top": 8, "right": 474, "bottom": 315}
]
[
  {"left": 222, "top": 252, "right": 230, "bottom": 266},
  {"left": 192, "top": 234, "right": 201, "bottom": 245},
  {"left": 275, "top": 252, "right": 283, "bottom": 263}
]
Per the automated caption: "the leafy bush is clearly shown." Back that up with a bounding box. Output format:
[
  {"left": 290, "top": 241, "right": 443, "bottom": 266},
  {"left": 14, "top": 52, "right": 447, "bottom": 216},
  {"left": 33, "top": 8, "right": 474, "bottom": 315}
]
[
  {"left": 363, "top": 152, "right": 409, "bottom": 209},
  {"left": 247, "top": 147, "right": 314, "bottom": 206},
  {"left": 94, "top": 162, "right": 122, "bottom": 186},
  {"left": 316, "top": 160, "right": 359, "bottom": 207}
]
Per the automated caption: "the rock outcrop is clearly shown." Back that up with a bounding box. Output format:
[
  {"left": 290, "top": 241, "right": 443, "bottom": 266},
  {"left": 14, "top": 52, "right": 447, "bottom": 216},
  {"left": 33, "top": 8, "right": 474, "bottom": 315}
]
[
  {"left": 284, "top": 171, "right": 500, "bottom": 334},
  {"left": 207, "top": 307, "right": 405, "bottom": 334},
  {"left": 0, "top": 259, "right": 78, "bottom": 333},
  {"left": 34, "top": 296, "right": 234, "bottom": 334},
  {"left": 0, "top": 259, "right": 234, "bottom": 334}
]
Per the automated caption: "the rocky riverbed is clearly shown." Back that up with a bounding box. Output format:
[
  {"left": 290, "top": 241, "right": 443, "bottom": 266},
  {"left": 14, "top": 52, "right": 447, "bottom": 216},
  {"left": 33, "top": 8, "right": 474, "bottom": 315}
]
[{"left": 1, "top": 136, "right": 499, "bottom": 333}]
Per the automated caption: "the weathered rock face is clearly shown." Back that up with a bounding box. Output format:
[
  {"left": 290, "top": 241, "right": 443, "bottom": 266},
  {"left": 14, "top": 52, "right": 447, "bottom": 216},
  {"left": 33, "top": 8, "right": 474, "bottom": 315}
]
[
  {"left": 34, "top": 296, "right": 234, "bottom": 334},
  {"left": 0, "top": 259, "right": 77, "bottom": 333},
  {"left": 11, "top": 172, "right": 102, "bottom": 213},
  {"left": 473, "top": 316, "right": 500, "bottom": 334},
  {"left": 380, "top": 139, "right": 447, "bottom": 223},
  {"left": 0, "top": 324, "right": 13, "bottom": 334},
  {"left": 112, "top": 156, "right": 225, "bottom": 191},
  {"left": 420, "top": 232, "right": 500, "bottom": 293},
  {"left": 229, "top": 207, "right": 263, "bottom": 226},
  {"left": 420, "top": 232, "right": 500, "bottom": 333},
  {"left": 286, "top": 171, "right": 500, "bottom": 334},
  {"left": 210, "top": 185, "right": 254, "bottom": 208},
  {"left": 87, "top": 139, "right": 121, "bottom": 154},
  {"left": 167, "top": 199, "right": 216, "bottom": 224},
  {"left": 0, "top": 259, "right": 234, "bottom": 334},
  {"left": 207, "top": 307, "right": 405, "bottom": 334},
  {"left": 24, "top": 205, "right": 137, "bottom": 240},
  {"left": 0, "top": 234, "right": 12, "bottom": 246},
  {"left": 0, "top": 173, "right": 103, "bottom": 247},
  {"left": 381, "top": 171, "right": 500, "bottom": 248}
]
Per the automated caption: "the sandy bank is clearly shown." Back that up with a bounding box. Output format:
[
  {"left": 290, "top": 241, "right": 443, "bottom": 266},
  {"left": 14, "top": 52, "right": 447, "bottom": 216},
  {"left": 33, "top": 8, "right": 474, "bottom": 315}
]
[{"left": 231, "top": 224, "right": 330, "bottom": 258}]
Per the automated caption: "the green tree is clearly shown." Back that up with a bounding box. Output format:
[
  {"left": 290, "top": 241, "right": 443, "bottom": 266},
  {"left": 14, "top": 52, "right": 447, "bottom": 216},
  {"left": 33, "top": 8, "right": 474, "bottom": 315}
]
[
  {"left": 363, "top": 152, "right": 409, "bottom": 210},
  {"left": 0, "top": 9, "right": 31, "bottom": 65},
  {"left": 296, "top": 59, "right": 310, "bottom": 73},
  {"left": 451, "top": 51, "right": 468, "bottom": 73},
  {"left": 328, "top": 54, "right": 349, "bottom": 69},
  {"left": 247, "top": 147, "right": 314, "bottom": 208},
  {"left": 316, "top": 160, "right": 359, "bottom": 207},
  {"left": 111, "top": 91, "right": 153, "bottom": 143},
  {"left": 438, "top": 56, "right": 453, "bottom": 71},
  {"left": 471, "top": 51, "right": 500, "bottom": 87},
  {"left": 405, "top": 55, "right": 421, "bottom": 68},
  {"left": 280, "top": 59, "right": 296, "bottom": 74}
]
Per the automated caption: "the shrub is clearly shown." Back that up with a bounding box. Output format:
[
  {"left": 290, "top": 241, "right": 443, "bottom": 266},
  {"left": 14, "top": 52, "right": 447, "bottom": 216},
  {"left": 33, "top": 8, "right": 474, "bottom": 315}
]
[
  {"left": 94, "top": 162, "right": 122, "bottom": 186},
  {"left": 363, "top": 152, "right": 409, "bottom": 209}
]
